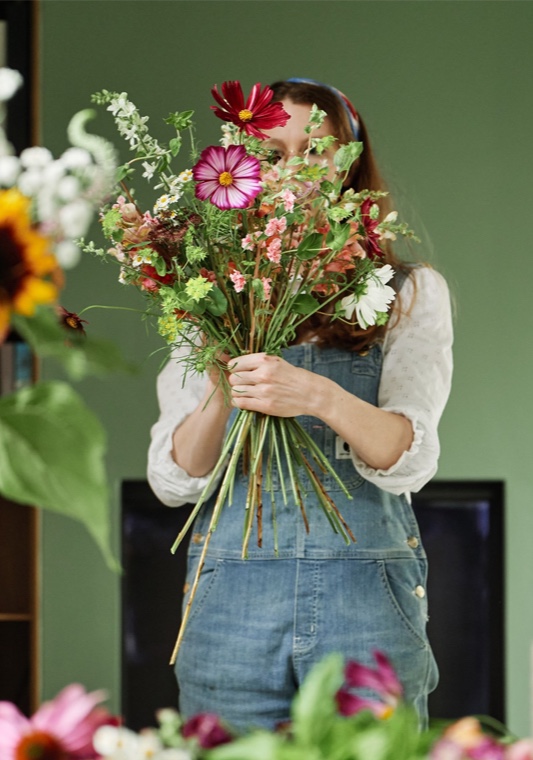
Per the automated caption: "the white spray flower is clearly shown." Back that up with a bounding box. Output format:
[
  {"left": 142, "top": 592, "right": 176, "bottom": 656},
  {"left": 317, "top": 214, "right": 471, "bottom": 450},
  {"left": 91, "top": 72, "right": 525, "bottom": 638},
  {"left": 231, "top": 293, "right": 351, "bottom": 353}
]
[
  {"left": 20, "top": 146, "right": 53, "bottom": 169},
  {"left": 54, "top": 240, "right": 81, "bottom": 269},
  {"left": 57, "top": 175, "right": 81, "bottom": 202},
  {"left": 18, "top": 169, "right": 44, "bottom": 196},
  {"left": 60, "top": 146, "right": 93, "bottom": 169},
  {"left": 0, "top": 155, "right": 20, "bottom": 185},
  {"left": 58, "top": 198, "right": 94, "bottom": 237},
  {"left": 0, "top": 68, "right": 23, "bottom": 101},
  {"left": 341, "top": 264, "right": 396, "bottom": 329}
]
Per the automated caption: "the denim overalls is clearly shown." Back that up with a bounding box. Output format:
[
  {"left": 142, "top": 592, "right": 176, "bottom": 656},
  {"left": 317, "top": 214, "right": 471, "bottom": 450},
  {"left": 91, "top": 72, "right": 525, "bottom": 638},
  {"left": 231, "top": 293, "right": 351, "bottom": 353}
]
[{"left": 176, "top": 342, "right": 439, "bottom": 732}]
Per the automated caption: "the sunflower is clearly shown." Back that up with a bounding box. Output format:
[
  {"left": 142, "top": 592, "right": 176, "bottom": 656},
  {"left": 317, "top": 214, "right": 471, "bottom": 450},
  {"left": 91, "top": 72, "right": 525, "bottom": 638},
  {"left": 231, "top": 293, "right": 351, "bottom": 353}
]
[{"left": 0, "top": 188, "right": 59, "bottom": 341}]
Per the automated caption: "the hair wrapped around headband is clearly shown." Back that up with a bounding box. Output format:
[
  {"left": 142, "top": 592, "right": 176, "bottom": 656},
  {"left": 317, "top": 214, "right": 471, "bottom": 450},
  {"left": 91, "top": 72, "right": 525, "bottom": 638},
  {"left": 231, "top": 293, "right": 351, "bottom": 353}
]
[{"left": 287, "top": 77, "right": 361, "bottom": 141}]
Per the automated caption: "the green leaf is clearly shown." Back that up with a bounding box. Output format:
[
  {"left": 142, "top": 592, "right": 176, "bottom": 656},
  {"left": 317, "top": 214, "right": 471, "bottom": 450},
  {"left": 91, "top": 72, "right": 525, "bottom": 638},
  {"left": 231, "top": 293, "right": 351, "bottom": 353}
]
[
  {"left": 164, "top": 110, "right": 195, "bottom": 130},
  {"left": 0, "top": 381, "right": 119, "bottom": 572},
  {"left": 205, "top": 287, "right": 228, "bottom": 317},
  {"left": 169, "top": 137, "right": 182, "bottom": 157},
  {"left": 13, "top": 310, "right": 137, "bottom": 381},
  {"left": 291, "top": 294, "right": 321, "bottom": 315},
  {"left": 208, "top": 732, "right": 282, "bottom": 760},
  {"left": 290, "top": 652, "right": 344, "bottom": 746},
  {"left": 296, "top": 232, "right": 324, "bottom": 260},
  {"left": 116, "top": 164, "right": 134, "bottom": 182},
  {"left": 334, "top": 141, "right": 364, "bottom": 173},
  {"left": 326, "top": 221, "right": 351, "bottom": 251}
]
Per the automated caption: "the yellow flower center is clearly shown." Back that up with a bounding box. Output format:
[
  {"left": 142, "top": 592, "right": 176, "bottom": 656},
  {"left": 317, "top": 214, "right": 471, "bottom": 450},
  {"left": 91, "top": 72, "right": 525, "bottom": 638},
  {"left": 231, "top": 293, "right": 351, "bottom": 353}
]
[
  {"left": 218, "top": 171, "right": 233, "bottom": 187},
  {"left": 15, "top": 731, "right": 67, "bottom": 760},
  {"left": 238, "top": 109, "right": 254, "bottom": 122},
  {"left": 66, "top": 316, "right": 78, "bottom": 329}
]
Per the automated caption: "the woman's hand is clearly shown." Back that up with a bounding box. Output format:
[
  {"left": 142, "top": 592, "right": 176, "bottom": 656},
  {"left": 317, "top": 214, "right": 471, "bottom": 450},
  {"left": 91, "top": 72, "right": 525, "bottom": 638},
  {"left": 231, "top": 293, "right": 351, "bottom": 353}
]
[
  {"left": 228, "top": 353, "right": 325, "bottom": 418},
  {"left": 228, "top": 351, "right": 414, "bottom": 471}
]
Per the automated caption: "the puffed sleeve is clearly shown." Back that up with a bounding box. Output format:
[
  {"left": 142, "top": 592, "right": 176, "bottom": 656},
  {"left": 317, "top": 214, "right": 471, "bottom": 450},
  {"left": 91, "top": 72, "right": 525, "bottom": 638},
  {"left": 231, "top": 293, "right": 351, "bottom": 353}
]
[
  {"left": 147, "top": 347, "right": 225, "bottom": 507},
  {"left": 350, "top": 266, "right": 453, "bottom": 495}
]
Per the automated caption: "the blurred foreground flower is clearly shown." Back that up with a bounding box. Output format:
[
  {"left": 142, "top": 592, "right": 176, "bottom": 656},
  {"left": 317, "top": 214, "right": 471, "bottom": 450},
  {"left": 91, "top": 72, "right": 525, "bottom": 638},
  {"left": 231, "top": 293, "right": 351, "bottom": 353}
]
[
  {"left": 336, "top": 649, "right": 403, "bottom": 718},
  {"left": 0, "top": 188, "right": 59, "bottom": 342},
  {"left": 0, "top": 68, "right": 125, "bottom": 572},
  {"left": 0, "top": 684, "right": 113, "bottom": 760}
]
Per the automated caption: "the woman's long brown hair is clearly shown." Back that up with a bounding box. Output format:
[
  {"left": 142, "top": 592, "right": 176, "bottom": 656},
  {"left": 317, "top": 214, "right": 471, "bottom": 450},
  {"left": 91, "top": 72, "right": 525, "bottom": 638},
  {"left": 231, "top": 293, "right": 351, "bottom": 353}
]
[{"left": 270, "top": 80, "right": 416, "bottom": 352}]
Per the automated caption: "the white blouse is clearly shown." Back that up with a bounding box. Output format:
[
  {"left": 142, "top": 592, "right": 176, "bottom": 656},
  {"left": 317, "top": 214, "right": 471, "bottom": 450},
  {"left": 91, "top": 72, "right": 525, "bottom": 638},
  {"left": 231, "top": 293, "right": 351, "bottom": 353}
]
[{"left": 147, "top": 266, "right": 453, "bottom": 506}]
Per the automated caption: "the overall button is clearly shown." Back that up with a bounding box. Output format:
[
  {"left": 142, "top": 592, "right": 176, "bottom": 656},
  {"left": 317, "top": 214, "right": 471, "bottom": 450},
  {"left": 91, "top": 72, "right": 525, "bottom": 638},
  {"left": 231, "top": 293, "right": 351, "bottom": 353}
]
[
  {"left": 407, "top": 535, "right": 419, "bottom": 549},
  {"left": 414, "top": 585, "right": 426, "bottom": 599}
]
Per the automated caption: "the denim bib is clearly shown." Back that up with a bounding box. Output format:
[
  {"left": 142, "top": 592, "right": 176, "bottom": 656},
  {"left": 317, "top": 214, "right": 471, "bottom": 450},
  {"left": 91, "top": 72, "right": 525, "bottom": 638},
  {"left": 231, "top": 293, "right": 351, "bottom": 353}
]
[{"left": 188, "top": 342, "right": 425, "bottom": 563}]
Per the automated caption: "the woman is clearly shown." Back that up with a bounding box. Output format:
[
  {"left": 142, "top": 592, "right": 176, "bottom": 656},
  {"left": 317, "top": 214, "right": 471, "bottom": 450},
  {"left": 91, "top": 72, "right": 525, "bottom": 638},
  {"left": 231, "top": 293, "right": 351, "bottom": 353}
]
[{"left": 147, "top": 79, "right": 453, "bottom": 732}]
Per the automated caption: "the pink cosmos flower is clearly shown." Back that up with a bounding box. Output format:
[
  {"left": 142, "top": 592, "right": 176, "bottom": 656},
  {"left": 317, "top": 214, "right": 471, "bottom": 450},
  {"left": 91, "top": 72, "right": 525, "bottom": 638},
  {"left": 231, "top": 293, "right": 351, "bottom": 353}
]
[
  {"left": 229, "top": 270, "right": 246, "bottom": 293},
  {"left": 0, "top": 684, "right": 113, "bottom": 760},
  {"left": 266, "top": 237, "right": 282, "bottom": 263},
  {"left": 265, "top": 216, "right": 287, "bottom": 236},
  {"left": 211, "top": 81, "right": 290, "bottom": 139},
  {"left": 193, "top": 145, "right": 262, "bottom": 210}
]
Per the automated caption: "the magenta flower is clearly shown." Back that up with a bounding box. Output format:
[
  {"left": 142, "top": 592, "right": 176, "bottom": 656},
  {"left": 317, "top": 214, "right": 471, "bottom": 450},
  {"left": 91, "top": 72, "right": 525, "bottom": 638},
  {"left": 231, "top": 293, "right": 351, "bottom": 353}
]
[
  {"left": 193, "top": 145, "right": 262, "bottom": 210},
  {"left": 0, "top": 684, "right": 113, "bottom": 760},
  {"left": 182, "top": 712, "right": 232, "bottom": 749},
  {"left": 211, "top": 81, "right": 290, "bottom": 139},
  {"left": 336, "top": 650, "right": 403, "bottom": 719}
]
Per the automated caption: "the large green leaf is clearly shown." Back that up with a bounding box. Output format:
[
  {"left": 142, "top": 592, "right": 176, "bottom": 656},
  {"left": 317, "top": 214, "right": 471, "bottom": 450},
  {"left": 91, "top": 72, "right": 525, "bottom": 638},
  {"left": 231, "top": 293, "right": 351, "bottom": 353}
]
[
  {"left": 0, "top": 381, "right": 119, "bottom": 572},
  {"left": 290, "top": 652, "right": 344, "bottom": 747}
]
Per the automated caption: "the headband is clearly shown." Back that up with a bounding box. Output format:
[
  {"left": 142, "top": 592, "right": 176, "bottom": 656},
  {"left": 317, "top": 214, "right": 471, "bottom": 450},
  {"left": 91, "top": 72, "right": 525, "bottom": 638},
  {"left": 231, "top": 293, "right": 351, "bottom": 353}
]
[{"left": 286, "top": 77, "right": 361, "bottom": 141}]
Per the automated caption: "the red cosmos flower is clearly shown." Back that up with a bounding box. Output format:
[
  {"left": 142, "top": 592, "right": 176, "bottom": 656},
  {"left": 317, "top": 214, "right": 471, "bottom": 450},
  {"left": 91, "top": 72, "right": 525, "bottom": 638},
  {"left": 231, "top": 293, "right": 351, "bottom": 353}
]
[
  {"left": 360, "top": 198, "right": 384, "bottom": 259},
  {"left": 211, "top": 81, "right": 290, "bottom": 139}
]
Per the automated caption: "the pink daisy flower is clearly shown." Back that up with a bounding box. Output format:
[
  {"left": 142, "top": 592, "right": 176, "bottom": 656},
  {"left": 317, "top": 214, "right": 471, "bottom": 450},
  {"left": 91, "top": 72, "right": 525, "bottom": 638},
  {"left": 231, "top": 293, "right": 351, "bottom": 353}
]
[
  {"left": 0, "top": 684, "right": 113, "bottom": 760},
  {"left": 266, "top": 237, "right": 282, "bottom": 263},
  {"left": 265, "top": 216, "right": 287, "bottom": 236},
  {"left": 210, "top": 81, "right": 290, "bottom": 139},
  {"left": 193, "top": 145, "right": 262, "bottom": 210}
]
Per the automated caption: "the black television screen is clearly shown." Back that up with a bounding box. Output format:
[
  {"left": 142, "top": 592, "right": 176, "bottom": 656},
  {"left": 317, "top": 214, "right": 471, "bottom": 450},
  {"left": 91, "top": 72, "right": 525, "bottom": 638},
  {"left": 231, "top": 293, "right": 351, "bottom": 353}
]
[{"left": 121, "top": 480, "right": 505, "bottom": 730}]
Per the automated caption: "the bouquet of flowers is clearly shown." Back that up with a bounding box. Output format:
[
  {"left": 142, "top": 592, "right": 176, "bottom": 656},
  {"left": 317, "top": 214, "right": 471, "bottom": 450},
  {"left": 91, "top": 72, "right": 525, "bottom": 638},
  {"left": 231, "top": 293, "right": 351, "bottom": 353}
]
[{"left": 85, "top": 80, "right": 417, "bottom": 650}]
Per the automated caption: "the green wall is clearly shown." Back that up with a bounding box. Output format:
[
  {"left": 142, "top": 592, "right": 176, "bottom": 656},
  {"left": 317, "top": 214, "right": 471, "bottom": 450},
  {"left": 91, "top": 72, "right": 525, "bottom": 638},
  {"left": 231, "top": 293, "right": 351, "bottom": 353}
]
[{"left": 39, "top": 0, "right": 533, "bottom": 736}]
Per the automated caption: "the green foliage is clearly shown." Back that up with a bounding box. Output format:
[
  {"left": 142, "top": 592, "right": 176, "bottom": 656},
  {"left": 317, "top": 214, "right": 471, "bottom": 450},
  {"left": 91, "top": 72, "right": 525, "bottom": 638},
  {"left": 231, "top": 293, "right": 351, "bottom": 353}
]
[
  {"left": 0, "top": 381, "right": 119, "bottom": 572},
  {"left": 101, "top": 208, "right": 123, "bottom": 240},
  {"left": 292, "top": 293, "right": 321, "bottom": 315},
  {"left": 296, "top": 232, "right": 325, "bottom": 260},
  {"left": 164, "top": 110, "right": 195, "bottom": 131},
  {"left": 13, "top": 310, "right": 136, "bottom": 381},
  {"left": 334, "top": 141, "right": 364, "bottom": 173}
]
